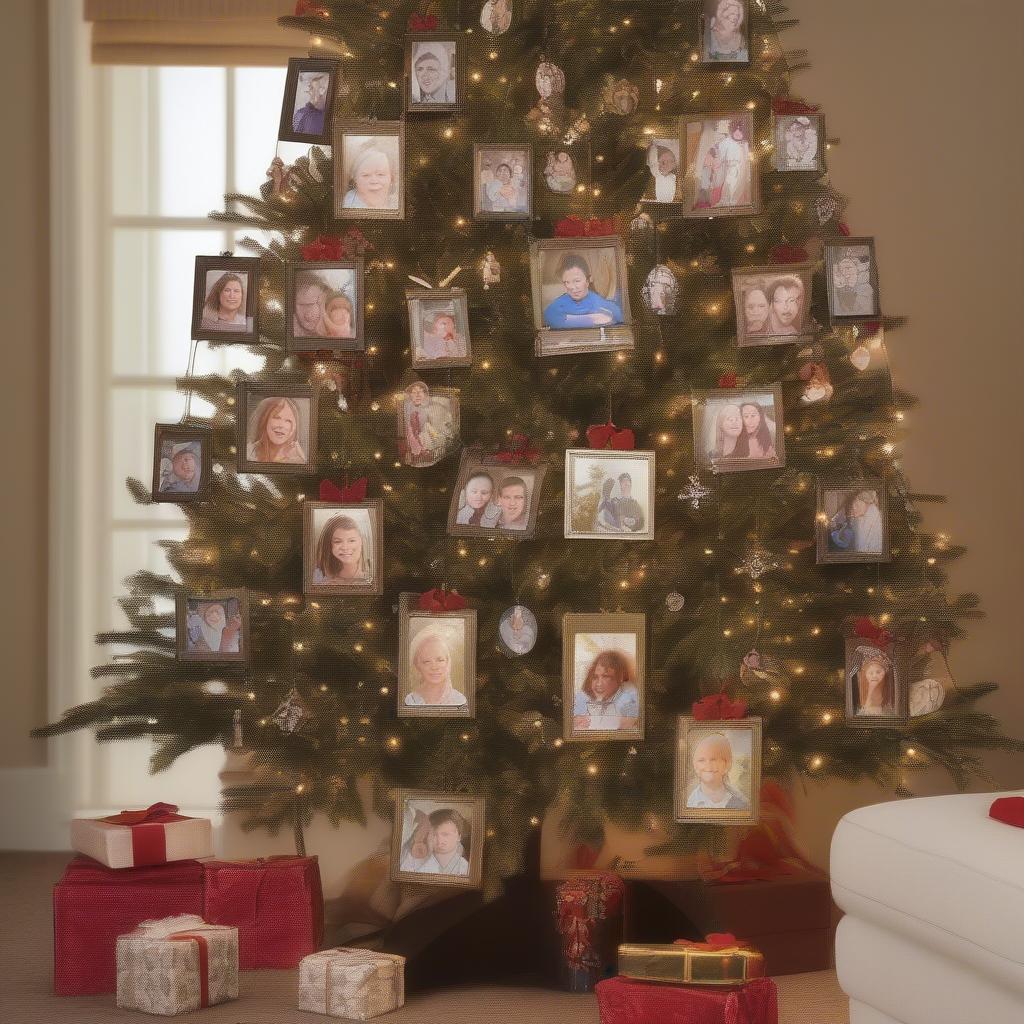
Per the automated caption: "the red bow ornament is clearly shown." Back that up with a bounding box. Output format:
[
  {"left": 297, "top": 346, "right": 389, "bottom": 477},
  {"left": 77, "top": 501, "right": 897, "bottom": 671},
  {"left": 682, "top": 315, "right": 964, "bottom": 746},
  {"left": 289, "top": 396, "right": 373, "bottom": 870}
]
[
  {"left": 409, "top": 13, "right": 439, "bottom": 31},
  {"left": 718, "top": 372, "right": 738, "bottom": 389},
  {"left": 854, "top": 616, "right": 893, "bottom": 648},
  {"left": 302, "top": 230, "right": 372, "bottom": 262},
  {"left": 554, "top": 216, "right": 617, "bottom": 238},
  {"left": 586, "top": 421, "right": 636, "bottom": 451},
  {"left": 319, "top": 477, "right": 369, "bottom": 502},
  {"left": 294, "top": 0, "right": 328, "bottom": 15},
  {"left": 770, "top": 243, "right": 809, "bottom": 264},
  {"left": 771, "top": 98, "right": 820, "bottom": 115},
  {"left": 692, "top": 693, "right": 749, "bottom": 721},
  {"left": 417, "top": 588, "right": 468, "bottom": 612},
  {"left": 494, "top": 433, "right": 541, "bottom": 465}
]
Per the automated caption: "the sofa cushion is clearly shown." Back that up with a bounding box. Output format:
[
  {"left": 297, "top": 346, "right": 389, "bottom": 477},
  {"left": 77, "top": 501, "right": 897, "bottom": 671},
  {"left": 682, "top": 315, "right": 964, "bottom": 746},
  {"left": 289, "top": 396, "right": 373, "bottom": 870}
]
[{"left": 831, "top": 791, "right": 1024, "bottom": 997}]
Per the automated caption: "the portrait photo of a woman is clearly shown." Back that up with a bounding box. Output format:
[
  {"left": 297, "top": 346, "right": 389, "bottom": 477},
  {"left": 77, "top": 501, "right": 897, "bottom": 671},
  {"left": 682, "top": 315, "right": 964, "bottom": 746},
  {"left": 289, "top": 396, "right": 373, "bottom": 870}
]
[
  {"left": 335, "top": 124, "right": 404, "bottom": 219},
  {"left": 732, "top": 266, "right": 814, "bottom": 346},
  {"left": 191, "top": 256, "right": 259, "bottom": 342},
  {"left": 239, "top": 386, "right": 316, "bottom": 475},
  {"left": 847, "top": 641, "right": 903, "bottom": 723},
  {"left": 398, "top": 599, "right": 476, "bottom": 718},
  {"left": 303, "top": 502, "right": 383, "bottom": 596}
]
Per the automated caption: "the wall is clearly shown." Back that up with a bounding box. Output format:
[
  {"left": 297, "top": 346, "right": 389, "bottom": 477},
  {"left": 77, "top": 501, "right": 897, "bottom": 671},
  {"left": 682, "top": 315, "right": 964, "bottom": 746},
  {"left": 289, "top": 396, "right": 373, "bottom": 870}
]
[{"left": 0, "top": 0, "right": 49, "bottom": 769}]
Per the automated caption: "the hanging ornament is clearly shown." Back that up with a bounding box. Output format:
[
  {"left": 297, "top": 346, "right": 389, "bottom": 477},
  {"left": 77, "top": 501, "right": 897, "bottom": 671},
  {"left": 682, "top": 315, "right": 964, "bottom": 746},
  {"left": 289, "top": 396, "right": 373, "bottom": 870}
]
[
  {"left": 641, "top": 265, "right": 680, "bottom": 316},
  {"left": 665, "top": 592, "right": 686, "bottom": 613},
  {"left": 910, "top": 679, "right": 945, "bottom": 717},
  {"left": 739, "top": 649, "right": 787, "bottom": 689},
  {"left": 231, "top": 708, "right": 244, "bottom": 749},
  {"left": 480, "top": 250, "right": 502, "bottom": 290},
  {"left": 630, "top": 209, "right": 654, "bottom": 233},
  {"left": 266, "top": 156, "right": 294, "bottom": 196},
  {"left": 814, "top": 196, "right": 838, "bottom": 225},
  {"left": 799, "top": 362, "right": 833, "bottom": 404},
  {"left": 498, "top": 604, "right": 538, "bottom": 657},
  {"left": 736, "top": 546, "right": 778, "bottom": 581},
  {"left": 849, "top": 345, "right": 871, "bottom": 372},
  {"left": 271, "top": 687, "right": 313, "bottom": 735},
  {"left": 678, "top": 474, "right": 712, "bottom": 510},
  {"left": 479, "top": 0, "right": 512, "bottom": 35},
  {"left": 528, "top": 60, "right": 566, "bottom": 130},
  {"left": 600, "top": 75, "right": 640, "bottom": 116}
]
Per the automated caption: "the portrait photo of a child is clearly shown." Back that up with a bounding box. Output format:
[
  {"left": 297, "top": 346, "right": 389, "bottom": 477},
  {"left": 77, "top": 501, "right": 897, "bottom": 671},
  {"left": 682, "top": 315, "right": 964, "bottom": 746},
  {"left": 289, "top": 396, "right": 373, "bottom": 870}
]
[{"left": 674, "top": 716, "right": 761, "bottom": 824}]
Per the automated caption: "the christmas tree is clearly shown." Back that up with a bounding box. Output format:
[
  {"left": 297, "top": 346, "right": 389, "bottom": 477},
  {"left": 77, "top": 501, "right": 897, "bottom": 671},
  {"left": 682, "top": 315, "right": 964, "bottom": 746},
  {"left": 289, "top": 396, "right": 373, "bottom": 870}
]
[{"left": 37, "top": 0, "right": 1020, "bottom": 893}]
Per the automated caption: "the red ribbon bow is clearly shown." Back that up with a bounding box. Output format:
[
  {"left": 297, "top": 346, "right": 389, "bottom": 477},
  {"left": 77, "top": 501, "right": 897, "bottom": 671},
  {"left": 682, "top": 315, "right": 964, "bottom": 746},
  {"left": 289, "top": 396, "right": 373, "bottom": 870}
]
[
  {"left": 294, "top": 0, "right": 327, "bottom": 15},
  {"left": 103, "top": 802, "right": 187, "bottom": 867},
  {"left": 770, "top": 243, "right": 809, "bottom": 264},
  {"left": 586, "top": 421, "right": 636, "bottom": 451},
  {"left": 301, "top": 230, "right": 372, "bottom": 262},
  {"left": 854, "top": 617, "right": 893, "bottom": 648},
  {"left": 674, "top": 933, "right": 745, "bottom": 952},
  {"left": 718, "top": 372, "right": 738, "bottom": 389},
  {"left": 837, "top": 221, "right": 852, "bottom": 237},
  {"left": 319, "top": 478, "right": 368, "bottom": 502},
  {"left": 417, "top": 588, "right": 468, "bottom": 612},
  {"left": 408, "top": 13, "right": 439, "bottom": 31},
  {"left": 103, "top": 802, "right": 184, "bottom": 827},
  {"left": 554, "top": 215, "right": 617, "bottom": 238},
  {"left": 692, "top": 693, "right": 749, "bottom": 721},
  {"left": 494, "top": 434, "right": 541, "bottom": 465},
  {"left": 771, "top": 98, "right": 820, "bottom": 115}
]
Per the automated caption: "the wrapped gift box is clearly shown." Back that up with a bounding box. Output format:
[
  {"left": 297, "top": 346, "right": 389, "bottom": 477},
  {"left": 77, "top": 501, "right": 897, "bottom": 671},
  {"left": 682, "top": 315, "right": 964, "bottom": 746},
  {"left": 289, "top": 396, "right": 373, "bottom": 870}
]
[
  {"left": 596, "top": 975, "right": 778, "bottom": 1024},
  {"left": 71, "top": 802, "right": 213, "bottom": 869},
  {"left": 53, "top": 856, "right": 204, "bottom": 995},
  {"left": 618, "top": 936, "right": 765, "bottom": 985},
  {"left": 297, "top": 948, "right": 405, "bottom": 1020},
  {"left": 116, "top": 914, "right": 238, "bottom": 1015},
  {"left": 202, "top": 855, "right": 324, "bottom": 969}
]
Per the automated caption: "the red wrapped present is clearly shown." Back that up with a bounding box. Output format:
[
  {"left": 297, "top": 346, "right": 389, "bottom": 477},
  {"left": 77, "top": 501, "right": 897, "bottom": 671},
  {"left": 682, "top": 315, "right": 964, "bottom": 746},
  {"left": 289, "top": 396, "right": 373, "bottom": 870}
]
[
  {"left": 202, "top": 856, "right": 324, "bottom": 969},
  {"left": 70, "top": 802, "right": 213, "bottom": 868},
  {"left": 546, "top": 872, "right": 626, "bottom": 992},
  {"left": 596, "top": 975, "right": 778, "bottom": 1024},
  {"left": 53, "top": 855, "right": 204, "bottom": 995}
]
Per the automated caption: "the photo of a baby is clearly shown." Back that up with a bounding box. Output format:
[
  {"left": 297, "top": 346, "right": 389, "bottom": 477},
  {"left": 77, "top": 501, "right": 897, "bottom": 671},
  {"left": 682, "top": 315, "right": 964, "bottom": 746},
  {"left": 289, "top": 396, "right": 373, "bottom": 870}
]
[
  {"left": 287, "top": 262, "right": 363, "bottom": 352},
  {"left": 152, "top": 425, "right": 211, "bottom": 503},
  {"left": 392, "top": 790, "right": 484, "bottom": 888},
  {"left": 674, "top": 716, "right": 761, "bottom": 823},
  {"left": 407, "top": 289, "right": 472, "bottom": 368},
  {"left": 448, "top": 453, "right": 546, "bottom": 539},
  {"left": 334, "top": 122, "right": 404, "bottom": 220}
]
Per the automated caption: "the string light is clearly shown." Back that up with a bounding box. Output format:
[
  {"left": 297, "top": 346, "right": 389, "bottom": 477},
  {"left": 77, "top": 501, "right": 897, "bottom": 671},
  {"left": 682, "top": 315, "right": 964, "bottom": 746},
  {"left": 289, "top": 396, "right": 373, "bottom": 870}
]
[
  {"left": 295, "top": 783, "right": 305, "bottom": 794},
  {"left": 821, "top": 712, "right": 833, "bottom": 725},
  {"left": 810, "top": 755, "right": 823, "bottom": 769},
  {"left": 769, "top": 689, "right": 781, "bottom": 702},
  {"left": 529, "top": 816, "right": 540, "bottom": 826},
  {"left": 247, "top": 691, "right": 256, "bottom": 700},
  {"left": 553, "top": 738, "right": 564, "bottom": 748},
  {"left": 586, "top": 763, "right": 599, "bottom": 776}
]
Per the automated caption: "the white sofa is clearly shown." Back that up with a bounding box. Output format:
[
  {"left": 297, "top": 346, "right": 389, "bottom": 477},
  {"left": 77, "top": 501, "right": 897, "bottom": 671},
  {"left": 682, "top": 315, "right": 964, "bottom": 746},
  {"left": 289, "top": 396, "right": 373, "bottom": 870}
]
[{"left": 830, "top": 791, "right": 1024, "bottom": 1024}]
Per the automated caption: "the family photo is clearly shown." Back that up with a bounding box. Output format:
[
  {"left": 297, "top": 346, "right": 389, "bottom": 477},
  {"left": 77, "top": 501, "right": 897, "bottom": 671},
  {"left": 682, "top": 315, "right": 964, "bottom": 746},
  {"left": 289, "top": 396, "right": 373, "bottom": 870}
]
[
  {"left": 303, "top": 501, "right": 383, "bottom": 596},
  {"left": 846, "top": 637, "right": 904, "bottom": 725},
  {"left": 701, "top": 0, "right": 750, "bottom": 63},
  {"left": 564, "top": 450, "right": 654, "bottom": 540},
  {"left": 177, "top": 591, "right": 248, "bottom": 664},
  {"left": 334, "top": 123, "right": 404, "bottom": 219},
  {"left": 826, "top": 238, "right": 881, "bottom": 320},
  {"left": 191, "top": 255, "right": 259, "bottom": 342},
  {"left": 682, "top": 113, "right": 759, "bottom": 217},
  {"left": 238, "top": 385, "right": 316, "bottom": 474},
  {"left": 392, "top": 790, "right": 484, "bottom": 887},
  {"left": 498, "top": 604, "right": 538, "bottom": 657},
  {"left": 817, "top": 481, "right": 890, "bottom": 564},
  {"left": 694, "top": 388, "right": 785, "bottom": 473},
  {"left": 674, "top": 716, "right": 761, "bottom": 824},
  {"left": 774, "top": 114, "right": 823, "bottom": 171},
  {"left": 287, "top": 262, "right": 363, "bottom": 352},
  {"left": 732, "top": 265, "right": 814, "bottom": 346},
  {"left": 448, "top": 454, "right": 546, "bottom": 539},
  {"left": 474, "top": 145, "right": 532, "bottom": 219},
  {"left": 562, "top": 613, "right": 645, "bottom": 742},
  {"left": 643, "top": 135, "right": 681, "bottom": 203},
  {"left": 396, "top": 382, "right": 459, "bottom": 468},
  {"left": 530, "top": 237, "right": 634, "bottom": 356},
  {"left": 278, "top": 57, "right": 337, "bottom": 145},
  {"left": 152, "top": 426, "right": 210, "bottom": 502},
  {"left": 407, "top": 38, "right": 459, "bottom": 110},
  {"left": 398, "top": 597, "right": 475, "bottom": 717},
  {"left": 407, "top": 288, "right": 472, "bottom": 368}
]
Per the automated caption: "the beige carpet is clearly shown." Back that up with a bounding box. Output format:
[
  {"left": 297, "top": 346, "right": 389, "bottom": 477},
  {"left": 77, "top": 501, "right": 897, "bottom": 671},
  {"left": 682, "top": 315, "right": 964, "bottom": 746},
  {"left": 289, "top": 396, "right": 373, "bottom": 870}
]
[{"left": 0, "top": 852, "right": 849, "bottom": 1023}]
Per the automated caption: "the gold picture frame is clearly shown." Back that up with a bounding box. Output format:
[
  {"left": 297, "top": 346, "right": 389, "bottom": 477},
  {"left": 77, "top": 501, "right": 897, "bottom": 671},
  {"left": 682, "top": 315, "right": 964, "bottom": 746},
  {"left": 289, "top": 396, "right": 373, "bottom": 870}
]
[
  {"left": 691, "top": 387, "right": 786, "bottom": 474},
  {"left": 732, "top": 264, "right": 815, "bottom": 348},
  {"left": 406, "top": 287, "right": 473, "bottom": 369},
  {"left": 391, "top": 788, "right": 485, "bottom": 889},
  {"left": 816, "top": 478, "right": 891, "bottom": 565},
  {"left": 563, "top": 449, "right": 655, "bottom": 540},
  {"left": 679, "top": 111, "right": 761, "bottom": 219},
  {"left": 176, "top": 589, "right": 250, "bottom": 664},
  {"left": 447, "top": 449, "right": 547, "bottom": 540},
  {"left": 674, "top": 715, "right": 762, "bottom": 824}
]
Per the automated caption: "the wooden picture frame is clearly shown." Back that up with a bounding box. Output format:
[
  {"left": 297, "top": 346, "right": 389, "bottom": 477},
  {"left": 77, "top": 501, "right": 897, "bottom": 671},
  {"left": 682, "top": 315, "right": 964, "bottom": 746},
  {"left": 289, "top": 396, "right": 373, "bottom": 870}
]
[
  {"left": 397, "top": 593, "right": 476, "bottom": 718},
  {"left": 277, "top": 57, "right": 339, "bottom": 146},
  {"left": 845, "top": 634, "right": 908, "bottom": 728},
  {"left": 732, "top": 264, "right": 815, "bottom": 347},
  {"left": 176, "top": 589, "right": 250, "bottom": 664},
  {"left": 699, "top": 0, "right": 752, "bottom": 66},
  {"left": 773, "top": 113, "right": 825, "bottom": 173},
  {"left": 302, "top": 500, "right": 384, "bottom": 596},
  {"left": 692, "top": 387, "right": 786, "bottom": 474},
  {"left": 473, "top": 143, "right": 533, "bottom": 221},
  {"left": 405, "top": 34, "right": 463, "bottom": 113},
  {"left": 674, "top": 715, "right": 762, "bottom": 824},
  {"left": 825, "top": 237, "right": 882, "bottom": 323},
  {"left": 391, "top": 789, "right": 485, "bottom": 889},
  {"left": 563, "top": 449, "right": 655, "bottom": 541},
  {"left": 151, "top": 424, "right": 212, "bottom": 503},
  {"left": 816, "top": 478, "right": 891, "bottom": 565},
  {"left": 679, "top": 112, "right": 761, "bottom": 219},
  {"left": 406, "top": 288, "right": 473, "bottom": 369},
  {"left": 447, "top": 449, "right": 547, "bottom": 540},
  {"left": 395, "top": 382, "right": 461, "bottom": 468},
  {"left": 286, "top": 260, "right": 365, "bottom": 354},
  {"left": 562, "top": 612, "right": 646, "bottom": 743},
  {"left": 530, "top": 236, "right": 635, "bottom": 357},
  {"left": 334, "top": 119, "right": 405, "bottom": 220},
  {"left": 640, "top": 127, "right": 683, "bottom": 205},
  {"left": 191, "top": 255, "right": 260, "bottom": 344},
  {"left": 237, "top": 383, "right": 317, "bottom": 475}
]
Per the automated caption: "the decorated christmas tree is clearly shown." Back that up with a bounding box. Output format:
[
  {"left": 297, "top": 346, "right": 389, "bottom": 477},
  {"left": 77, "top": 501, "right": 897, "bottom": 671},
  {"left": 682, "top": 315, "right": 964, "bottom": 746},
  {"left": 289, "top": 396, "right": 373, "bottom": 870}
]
[{"left": 38, "top": 0, "right": 1020, "bottom": 898}]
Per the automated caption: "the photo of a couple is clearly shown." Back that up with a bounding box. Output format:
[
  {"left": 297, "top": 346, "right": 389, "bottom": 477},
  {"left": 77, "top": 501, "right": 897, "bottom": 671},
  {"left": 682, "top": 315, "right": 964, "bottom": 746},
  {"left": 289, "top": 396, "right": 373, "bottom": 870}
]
[
  {"left": 565, "top": 450, "right": 655, "bottom": 540},
  {"left": 288, "top": 264, "right": 363, "bottom": 352}
]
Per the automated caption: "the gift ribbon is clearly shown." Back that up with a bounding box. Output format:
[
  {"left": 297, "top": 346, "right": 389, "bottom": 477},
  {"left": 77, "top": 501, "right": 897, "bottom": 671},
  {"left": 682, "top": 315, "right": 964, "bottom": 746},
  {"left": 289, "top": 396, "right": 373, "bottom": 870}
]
[
  {"left": 309, "top": 949, "right": 404, "bottom": 1016},
  {"left": 692, "top": 693, "right": 748, "bottom": 721},
  {"left": 169, "top": 932, "right": 211, "bottom": 1008},
  {"left": 494, "top": 433, "right": 541, "bottom": 465},
  {"left": 103, "top": 802, "right": 187, "bottom": 867},
  {"left": 854, "top": 616, "right": 893, "bottom": 648},
  {"left": 586, "top": 421, "right": 636, "bottom": 451},
  {"left": 320, "top": 477, "right": 368, "bottom": 502},
  {"left": 417, "top": 588, "right": 468, "bottom": 612},
  {"left": 674, "top": 932, "right": 747, "bottom": 952}
]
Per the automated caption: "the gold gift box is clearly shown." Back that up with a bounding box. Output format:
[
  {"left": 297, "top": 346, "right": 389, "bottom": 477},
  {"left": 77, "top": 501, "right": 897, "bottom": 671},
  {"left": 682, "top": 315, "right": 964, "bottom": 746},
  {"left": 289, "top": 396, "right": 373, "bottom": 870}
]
[{"left": 617, "top": 942, "right": 765, "bottom": 986}]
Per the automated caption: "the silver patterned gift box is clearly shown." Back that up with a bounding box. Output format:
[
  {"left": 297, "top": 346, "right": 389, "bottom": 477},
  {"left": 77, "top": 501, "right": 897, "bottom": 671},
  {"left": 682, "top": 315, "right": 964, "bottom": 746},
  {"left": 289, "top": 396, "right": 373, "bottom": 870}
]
[
  {"left": 116, "top": 914, "right": 239, "bottom": 1015},
  {"left": 297, "top": 947, "right": 406, "bottom": 1019}
]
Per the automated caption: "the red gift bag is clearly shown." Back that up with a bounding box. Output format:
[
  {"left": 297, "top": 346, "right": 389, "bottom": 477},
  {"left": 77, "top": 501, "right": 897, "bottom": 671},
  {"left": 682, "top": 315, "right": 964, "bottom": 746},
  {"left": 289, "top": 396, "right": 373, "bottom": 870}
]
[
  {"left": 53, "top": 855, "right": 204, "bottom": 995},
  {"left": 596, "top": 975, "right": 778, "bottom": 1024},
  {"left": 202, "top": 856, "right": 324, "bottom": 969}
]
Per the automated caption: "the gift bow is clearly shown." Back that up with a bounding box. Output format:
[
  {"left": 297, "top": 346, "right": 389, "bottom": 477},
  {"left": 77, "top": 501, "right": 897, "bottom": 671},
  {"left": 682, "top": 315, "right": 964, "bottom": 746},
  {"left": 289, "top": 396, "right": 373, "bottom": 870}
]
[
  {"left": 769, "top": 244, "right": 809, "bottom": 264},
  {"left": 494, "top": 434, "right": 541, "bottom": 465},
  {"left": 990, "top": 797, "right": 1024, "bottom": 829},
  {"left": 854, "top": 616, "right": 893, "bottom": 648},
  {"left": 417, "top": 588, "right": 468, "bottom": 612},
  {"left": 408, "top": 13, "right": 439, "bottom": 31},
  {"left": 319, "top": 478, "right": 368, "bottom": 502},
  {"left": 718, "top": 372, "right": 738, "bottom": 389},
  {"left": 104, "top": 802, "right": 185, "bottom": 827},
  {"left": 771, "top": 98, "right": 820, "bottom": 115},
  {"left": 554, "top": 215, "right": 617, "bottom": 238},
  {"left": 302, "top": 230, "right": 372, "bottom": 262},
  {"left": 674, "top": 933, "right": 748, "bottom": 952},
  {"left": 586, "top": 421, "right": 636, "bottom": 451},
  {"left": 692, "top": 693, "right": 748, "bottom": 721}
]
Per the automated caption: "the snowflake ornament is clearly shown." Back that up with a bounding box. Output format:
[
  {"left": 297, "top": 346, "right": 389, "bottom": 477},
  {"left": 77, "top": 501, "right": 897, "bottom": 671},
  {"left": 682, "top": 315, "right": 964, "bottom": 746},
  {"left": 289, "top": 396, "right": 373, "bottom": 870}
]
[
  {"left": 678, "top": 475, "right": 712, "bottom": 510},
  {"left": 736, "top": 546, "right": 778, "bottom": 580}
]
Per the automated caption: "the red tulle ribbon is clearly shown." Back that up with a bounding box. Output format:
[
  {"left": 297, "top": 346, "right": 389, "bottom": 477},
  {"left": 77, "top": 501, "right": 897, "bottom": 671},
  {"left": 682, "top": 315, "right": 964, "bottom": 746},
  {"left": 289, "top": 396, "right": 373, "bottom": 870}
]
[
  {"left": 301, "top": 230, "right": 372, "bottom": 262},
  {"left": 555, "top": 874, "right": 625, "bottom": 971},
  {"left": 554, "top": 215, "right": 617, "bottom": 238},
  {"left": 990, "top": 797, "right": 1024, "bottom": 829},
  {"left": 718, "top": 372, "right": 738, "bottom": 389},
  {"left": 771, "top": 98, "right": 820, "bottom": 115},
  {"left": 417, "top": 588, "right": 468, "bottom": 612},
  {"left": 103, "top": 803, "right": 187, "bottom": 867},
  {"left": 494, "top": 433, "right": 541, "bottom": 465},
  {"left": 103, "top": 802, "right": 184, "bottom": 827},
  {"left": 408, "top": 13, "right": 439, "bottom": 31},
  {"left": 854, "top": 617, "right": 893, "bottom": 648},
  {"left": 586, "top": 421, "right": 636, "bottom": 451},
  {"left": 674, "top": 933, "right": 746, "bottom": 952},
  {"left": 319, "top": 478, "right": 369, "bottom": 502},
  {"left": 692, "top": 693, "right": 748, "bottom": 721},
  {"left": 770, "top": 244, "right": 809, "bottom": 264}
]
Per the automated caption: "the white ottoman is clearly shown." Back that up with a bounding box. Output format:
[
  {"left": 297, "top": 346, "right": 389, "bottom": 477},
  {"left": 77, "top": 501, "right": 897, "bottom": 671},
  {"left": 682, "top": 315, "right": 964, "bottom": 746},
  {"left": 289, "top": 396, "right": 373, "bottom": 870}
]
[{"left": 830, "top": 791, "right": 1024, "bottom": 1024}]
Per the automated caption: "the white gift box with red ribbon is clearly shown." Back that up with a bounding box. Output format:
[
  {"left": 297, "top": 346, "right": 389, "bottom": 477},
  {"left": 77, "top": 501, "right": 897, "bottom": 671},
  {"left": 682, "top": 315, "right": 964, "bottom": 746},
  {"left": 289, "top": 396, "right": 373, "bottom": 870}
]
[{"left": 70, "top": 802, "right": 213, "bottom": 869}]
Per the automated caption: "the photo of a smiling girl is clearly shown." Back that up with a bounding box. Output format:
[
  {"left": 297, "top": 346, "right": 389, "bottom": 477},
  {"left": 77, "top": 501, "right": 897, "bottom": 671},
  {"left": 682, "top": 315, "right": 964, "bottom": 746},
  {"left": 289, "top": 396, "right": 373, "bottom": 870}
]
[
  {"left": 303, "top": 502, "right": 383, "bottom": 596},
  {"left": 239, "top": 386, "right": 316, "bottom": 475},
  {"left": 674, "top": 716, "right": 761, "bottom": 824},
  {"left": 398, "top": 596, "right": 476, "bottom": 719}
]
